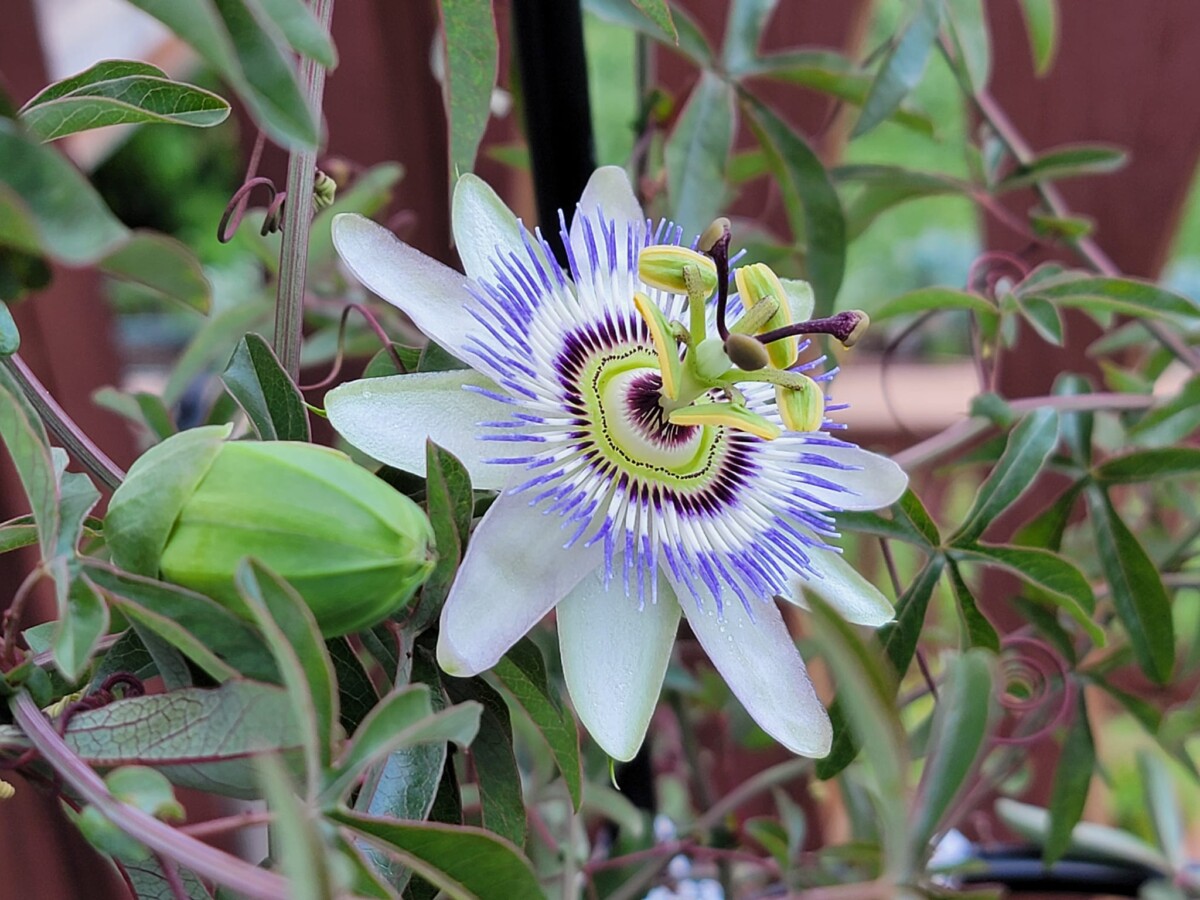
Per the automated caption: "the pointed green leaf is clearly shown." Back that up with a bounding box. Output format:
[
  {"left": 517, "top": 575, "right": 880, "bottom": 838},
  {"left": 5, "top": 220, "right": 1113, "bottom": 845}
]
[
  {"left": 870, "top": 287, "right": 998, "bottom": 324},
  {"left": 952, "top": 408, "right": 1059, "bottom": 545},
  {"left": 722, "top": 0, "right": 775, "bottom": 73},
  {"left": 1019, "top": 0, "right": 1058, "bottom": 75},
  {"left": 1085, "top": 486, "right": 1174, "bottom": 683},
  {"left": 331, "top": 810, "right": 542, "bottom": 900},
  {"left": 328, "top": 638, "right": 378, "bottom": 734},
  {"left": 0, "top": 358, "right": 59, "bottom": 557},
  {"left": 83, "top": 559, "right": 279, "bottom": 684},
  {"left": 221, "top": 333, "right": 309, "bottom": 441},
  {"left": 945, "top": 560, "right": 1000, "bottom": 651},
  {"left": 944, "top": 0, "right": 990, "bottom": 93},
  {"left": 664, "top": 70, "right": 735, "bottom": 240},
  {"left": 437, "top": 0, "right": 498, "bottom": 175},
  {"left": 19, "top": 72, "right": 229, "bottom": 141},
  {"left": 235, "top": 560, "right": 337, "bottom": 782},
  {"left": 582, "top": 0, "right": 712, "bottom": 64},
  {"left": 852, "top": 0, "right": 940, "bottom": 138},
  {"left": 743, "top": 96, "right": 845, "bottom": 315},
  {"left": 1139, "top": 750, "right": 1185, "bottom": 868},
  {"left": 908, "top": 649, "right": 996, "bottom": 861},
  {"left": 818, "top": 556, "right": 945, "bottom": 779},
  {"left": 1017, "top": 294, "right": 1064, "bottom": 345},
  {"left": 493, "top": 637, "right": 583, "bottom": 811},
  {"left": 1018, "top": 272, "right": 1198, "bottom": 321},
  {"left": 100, "top": 232, "right": 212, "bottom": 315},
  {"left": 257, "top": 755, "right": 336, "bottom": 900},
  {"left": 998, "top": 144, "right": 1126, "bottom": 193},
  {"left": 444, "top": 675, "right": 527, "bottom": 848},
  {"left": 1044, "top": 693, "right": 1094, "bottom": 864},
  {"left": 53, "top": 575, "right": 110, "bottom": 682},
  {"left": 952, "top": 543, "right": 1103, "bottom": 645},
  {"left": 1094, "top": 448, "right": 1200, "bottom": 484},
  {"left": 249, "top": 0, "right": 337, "bottom": 67},
  {"left": 0, "top": 301, "right": 18, "bottom": 356},
  {"left": 415, "top": 440, "right": 474, "bottom": 631}
]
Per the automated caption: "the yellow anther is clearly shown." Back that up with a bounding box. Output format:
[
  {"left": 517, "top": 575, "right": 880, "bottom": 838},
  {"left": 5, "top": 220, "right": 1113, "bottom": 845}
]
[
  {"left": 776, "top": 374, "right": 825, "bottom": 433},
  {"left": 668, "top": 402, "right": 781, "bottom": 441},
  {"left": 633, "top": 292, "right": 681, "bottom": 400},
  {"left": 698, "top": 217, "right": 731, "bottom": 254},
  {"left": 638, "top": 246, "right": 718, "bottom": 298},
  {"left": 734, "top": 263, "right": 798, "bottom": 368}
]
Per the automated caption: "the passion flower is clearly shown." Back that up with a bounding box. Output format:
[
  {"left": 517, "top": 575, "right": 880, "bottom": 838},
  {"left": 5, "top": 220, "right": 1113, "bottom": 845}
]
[{"left": 106, "top": 426, "right": 435, "bottom": 636}]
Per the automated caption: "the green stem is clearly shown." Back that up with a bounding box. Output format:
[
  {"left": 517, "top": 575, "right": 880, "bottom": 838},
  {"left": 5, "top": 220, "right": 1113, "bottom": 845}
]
[
  {"left": 273, "top": 0, "right": 336, "bottom": 378},
  {"left": 0, "top": 354, "right": 124, "bottom": 490}
]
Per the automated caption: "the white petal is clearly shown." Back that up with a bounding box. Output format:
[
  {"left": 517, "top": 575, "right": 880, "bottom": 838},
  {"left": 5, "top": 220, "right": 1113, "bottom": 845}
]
[
  {"left": 569, "top": 166, "right": 643, "bottom": 266},
  {"left": 802, "top": 443, "right": 908, "bottom": 511},
  {"left": 332, "top": 213, "right": 477, "bottom": 356},
  {"left": 674, "top": 584, "right": 832, "bottom": 758},
  {"left": 789, "top": 547, "right": 894, "bottom": 627},
  {"left": 438, "top": 491, "right": 603, "bottom": 676},
  {"left": 325, "top": 370, "right": 509, "bottom": 490},
  {"left": 558, "top": 565, "right": 680, "bottom": 761},
  {"left": 452, "top": 173, "right": 534, "bottom": 283}
]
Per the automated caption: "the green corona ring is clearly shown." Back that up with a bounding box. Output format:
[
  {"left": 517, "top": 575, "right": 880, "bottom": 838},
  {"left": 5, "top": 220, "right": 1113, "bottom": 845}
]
[{"left": 324, "top": 167, "right": 908, "bottom": 761}]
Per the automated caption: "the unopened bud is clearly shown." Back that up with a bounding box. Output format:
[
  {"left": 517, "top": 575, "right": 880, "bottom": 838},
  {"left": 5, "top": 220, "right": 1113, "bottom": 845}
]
[
  {"left": 313, "top": 169, "right": 337, "bottom": 211},
  {"left": 107, "top": 427, "right": 435, "bottom": 637},
  {"left": 638, "top": 245, "right": 718, "bottom": 297}
]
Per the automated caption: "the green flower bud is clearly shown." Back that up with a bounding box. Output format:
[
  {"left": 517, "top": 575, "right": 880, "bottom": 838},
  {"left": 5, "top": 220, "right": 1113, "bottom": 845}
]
[
  {"left": 106, "top": 427, "right": 435, "bottom": 637},
  {"left": 638, "top": 245, "right": 719, "bottom": 298}
]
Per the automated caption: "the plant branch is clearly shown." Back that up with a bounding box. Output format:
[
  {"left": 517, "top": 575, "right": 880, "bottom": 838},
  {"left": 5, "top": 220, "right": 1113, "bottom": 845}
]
[
  {"left": 10, "top": 692, "right": 291, "bottom": 900},
  {"left": 0, "top": 355, "right": 124, "bottom": 490},
  {"left": 892, "top": 392, "right": 1157, "bottom": 471},
  {"left": 273, "top": 0, "right": 335, "bottom": 378}
]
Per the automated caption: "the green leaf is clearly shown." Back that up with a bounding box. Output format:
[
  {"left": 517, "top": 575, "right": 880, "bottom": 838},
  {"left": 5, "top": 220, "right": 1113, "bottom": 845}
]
[
  {"left": 250, "top": 0, "right": 337, "bottom": 67},
  {"left": 63, "top": 680, "right": 305, "bottom": 800},
  {"left": 437, "top": 0, "right": 498, "bottom": 175},
  {"left": 0, "top": 301, "right": 19, "bottom": 356},
  {"left": 1095, "top": 448, "right": 1200, "bottom": 484},
  {"left": 0, "top": 120, "right": 129, "bottom": 265},
  {"left": 19, "top": 70, "right": 229, "bottom": 141},
  {"left": 444, "top": 675, "right": 527, "bottom": 848},
  {"left": 742, "top": 96, "right": 845, "bottom": 315},
  {"left": 1052, "top": 373, "right": 1093, "bottom": 467},
  {"left": 1130, "top": 374, "right": 1200, "bottom": 446},
  {"left": 1085, "top": 486, "right": 1175, "bottom": 683},
  {"left": 415, "top": 440, "right": 474, "bottom": 631},
  {"left": 328, "top": 639, "right": 378, "bottom": 734},
  {"left": 126, "top": 0, "right": 317, "bottom": 148},
  {"left": 807, "top": 592, "right": 909, "bottom": 878},
  {"left": 331, "top": 810, "right": 542, "bottom": 900},
  {"left": 324, "top": 684, "right": 480, "bottom": 804},
  {"left": 944, "top": 0, "right": 990, "bottom": 93},
  {"left": 908, "top": 649, "right": 995, "bottom": 861},
  {"left": 22, "top": 60, "right": 165, "bottom": 106},
  {"left": 0, "top": 359, "right": 59, "bottom": 557},
  {"left": 945, "top": 560, "right": 1000, "bottom": 651},
  {"left": 818, "top": 556, "right": 945, "bottom": 780},
  {"left": 1019, "top": 0, "right": 1058, "bottom": 75},
  {"left": 748, "top": 54, "right": 934, "bottom": 136},
  {"left": 852, "top": 0, "right": 940, "bottom": 138},
  {"left": 122, "top": 859, "right": 213, "bottom": 900},
  {"left": 257, "top": 755, "right": 336, "bottom": 900},
  {"left": 835, "top": 164, "right": 971, "bottom": 240},
  {"left": 221, "top": 333, "right": 310, "bottom": 441},
  {"left": 998, "top": 144, "right": 1128, "bottom": 193},
  {"left": 0, "top": 517, "right": 38, "bottom": 554},
  {"left": 664, "top": 70, "right": 736, "bottom": 240},
  {"left": 870, "top": 287, "right": 997, "bottom": 324},
  {"left": 1139, "top": 750, "right": 1185, "bottom": 868},
  {"left": 54, "top": 575, "right": 110, "bottom": 682},
  {"left": 582, "top": 0, "right": 712, "bottom": 64},
  {"left": 99, "top": 232, "right": 212, "bottom": 315},
  {"left": 722, "top": 0, "right": 775, "bottom": 73},
  {"left": 952, "top": 408, "right": 1059, "bottom": 545},
  {"left": 83, "top": 559, "right": 279, "bottom": 685},
  {"left": 493, "top": 637, "right": 583, "bottom": 811},
  {"left": 235, "top": 560, "right": 337, "bottom": 784},
  {"left": 999, "top": 798, "right": 1169, "bottom": 873},
  {"left": 631, "top": 0, "right": 678, "bottom": 44},
  {"left": 1017, "top": 294, "right": 1063, "bottom": 345},
  {"left": 952, "top": 543, "right": 1102, "bottom": 645},
  {"left": 1018, "top": 272, "right": 1199, "bottom": 321},
  {"left": 1044, "top": 693, "right": 1094, "bottom": 864},
  {"left": 107, "top": 766, "right": 186, "bottom": 822}
]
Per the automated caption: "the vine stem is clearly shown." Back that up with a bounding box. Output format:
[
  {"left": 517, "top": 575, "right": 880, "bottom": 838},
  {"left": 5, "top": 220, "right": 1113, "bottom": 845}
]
[
  {"left": 273, "top": 0, "right": 335, "bottom": 378},
  {"left": 0, "top": 355, "right": 124, "bottom": 490},
  {"left": 892, "top": 391, "right": 1156, "bottom": 471},
  {"left": 10, "top": 692, "right": 291, "bottom": 900}
]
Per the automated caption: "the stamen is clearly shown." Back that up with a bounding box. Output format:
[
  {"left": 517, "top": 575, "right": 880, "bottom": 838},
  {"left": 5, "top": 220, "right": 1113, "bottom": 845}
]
[{"left": 757, "top": 310, "right": 870, "bottom": 348}]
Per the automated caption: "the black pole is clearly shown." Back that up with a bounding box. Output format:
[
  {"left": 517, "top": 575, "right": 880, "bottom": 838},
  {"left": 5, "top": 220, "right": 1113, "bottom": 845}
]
[{"left": 511, "top": 0, "right": 596, "bottom": 265}]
